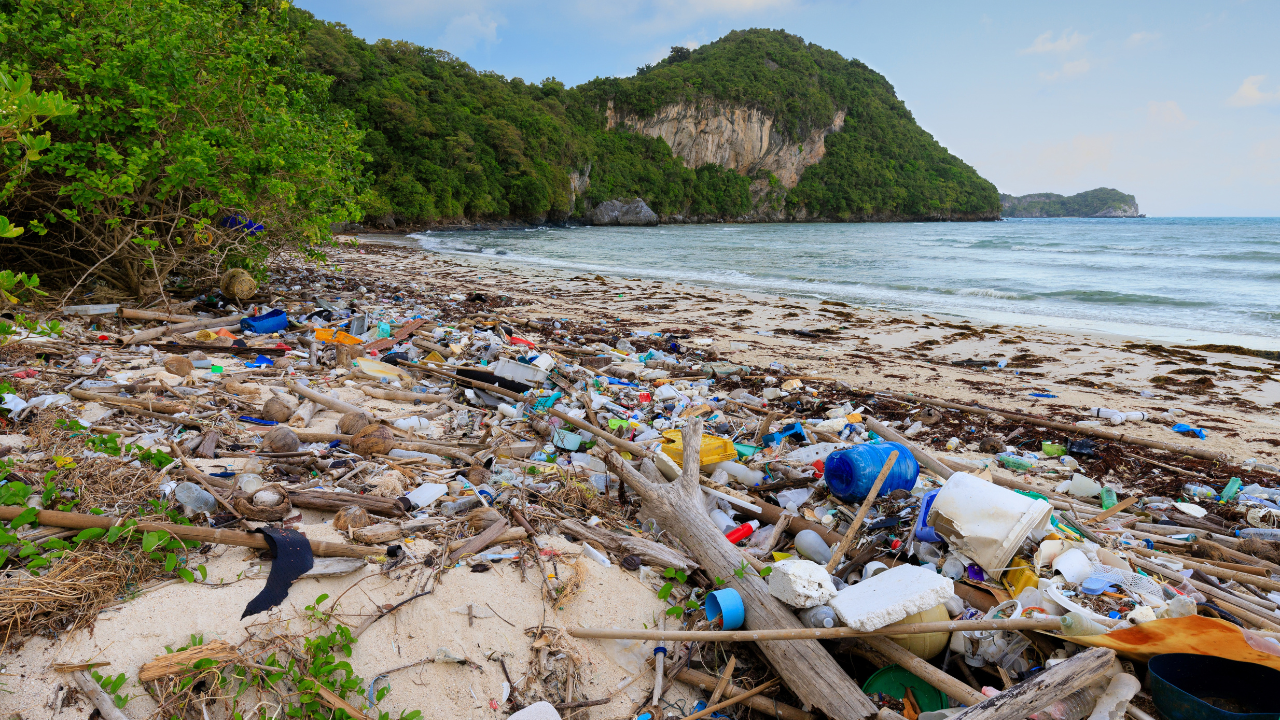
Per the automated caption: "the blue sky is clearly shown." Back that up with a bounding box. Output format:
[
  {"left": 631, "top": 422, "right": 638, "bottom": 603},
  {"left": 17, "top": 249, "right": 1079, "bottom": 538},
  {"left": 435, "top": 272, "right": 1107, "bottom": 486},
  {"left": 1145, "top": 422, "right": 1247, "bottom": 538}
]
[{"left": 294, "top": 0, "right": 1280, "bottom": 216}]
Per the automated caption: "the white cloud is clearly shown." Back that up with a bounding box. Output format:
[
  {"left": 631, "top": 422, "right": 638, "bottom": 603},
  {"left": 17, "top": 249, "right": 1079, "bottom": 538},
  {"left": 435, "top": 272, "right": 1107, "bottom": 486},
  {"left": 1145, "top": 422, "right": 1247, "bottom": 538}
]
[
  {"left": 1020, "top": 30, "right": 1087, "bottom": 55},
  {"left": 1228, "top": 75, "right": 1280, "bottom": 107},
  {"left": 1039, "top": 58, "right": 1091, "bottom": 81},
  {"left": 1147, "top": 100, "right": 1193, "bottom": 128},
  {"left": 1125, "top": 30, "right": 1160, "bottom": 47},
  {"left": 437, "top": 11, "right": 503, "bottom": 53}
]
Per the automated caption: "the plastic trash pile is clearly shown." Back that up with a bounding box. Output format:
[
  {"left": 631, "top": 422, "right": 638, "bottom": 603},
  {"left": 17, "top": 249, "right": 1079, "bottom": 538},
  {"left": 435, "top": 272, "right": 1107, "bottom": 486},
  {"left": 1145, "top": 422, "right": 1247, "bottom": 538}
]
[{"left": 2, "top": 258, "right": 1280, "bottom": 720}]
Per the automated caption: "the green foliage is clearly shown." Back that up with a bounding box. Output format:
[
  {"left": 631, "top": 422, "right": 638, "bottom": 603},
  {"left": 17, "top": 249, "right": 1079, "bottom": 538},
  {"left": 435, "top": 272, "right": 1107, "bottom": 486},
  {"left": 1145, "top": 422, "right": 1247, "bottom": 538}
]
[
  {"left": 296, "top": 18, "right": 807, "bottom": 225},
  {"left": 92, "top": 671, "right": 132, "bottom": 709},
  {"left": 0, "top": 71, "right": 77, "bottom": 239},
  {"left": 0, "top": 0, "right": 366, "bottom": 295},
  {"left": 999, "top": 188, "right": 1139, "bottom": 217}
]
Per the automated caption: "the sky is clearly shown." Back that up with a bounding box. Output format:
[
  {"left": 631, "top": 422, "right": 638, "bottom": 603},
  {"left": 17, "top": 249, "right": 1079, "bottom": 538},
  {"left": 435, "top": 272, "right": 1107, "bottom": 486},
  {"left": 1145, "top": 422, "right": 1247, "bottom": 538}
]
[{"left": 293, "top": 0, "right": 1280, "bottom": 216}]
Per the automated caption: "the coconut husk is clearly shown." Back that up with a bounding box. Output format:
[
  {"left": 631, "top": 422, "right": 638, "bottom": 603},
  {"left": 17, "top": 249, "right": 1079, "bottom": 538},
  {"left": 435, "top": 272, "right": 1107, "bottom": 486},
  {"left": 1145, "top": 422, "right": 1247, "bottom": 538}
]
[
  {"left": 351, "top": 424, "right": 393, "bottom": 458},
  {"left": 466, "top": 506, "right": 504, "bottom": 532},
  {"left": 978, "top": 436, "right": 1004, "bottom": 454},
  {"left": 338, "top": 411, "right": 373, "bottom": 436},
  {"left": 261, "top": 426, "right": 300, "bottom": 454},
  {"left": 1236, "top": 537, "right": 1280, "bottom": 565},
  {"left": 232, "top": 484, "right": 291, "bottom": 522},
  {"left": 220, "top": 268, "right": 259, "bottom": 301},
  {"left": 261, "top": 397, "right": 294, "bottom": 423},
  {"left": 333, "top": 505, "right": 372, "bottom": 531},
  {"left": 163, "top": 356, "right": 194, "bottom": 376}
]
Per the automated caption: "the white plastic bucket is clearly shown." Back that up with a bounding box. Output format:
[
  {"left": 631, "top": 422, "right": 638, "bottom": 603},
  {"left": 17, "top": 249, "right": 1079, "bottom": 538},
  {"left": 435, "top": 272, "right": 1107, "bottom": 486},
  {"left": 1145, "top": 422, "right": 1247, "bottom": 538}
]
[{"left": 928, "top": 472, "right": 1053, "bottom": 577}]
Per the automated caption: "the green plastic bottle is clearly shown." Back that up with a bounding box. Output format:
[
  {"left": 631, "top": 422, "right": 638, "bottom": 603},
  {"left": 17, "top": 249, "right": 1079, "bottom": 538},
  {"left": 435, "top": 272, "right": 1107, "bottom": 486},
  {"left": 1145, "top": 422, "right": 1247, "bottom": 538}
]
[
  {"left": 1100, "top": 486, "right": 1117, "bottom": 510},
  {"left": 1222, "top": 477, "right": 1242, "bottom": 502}
]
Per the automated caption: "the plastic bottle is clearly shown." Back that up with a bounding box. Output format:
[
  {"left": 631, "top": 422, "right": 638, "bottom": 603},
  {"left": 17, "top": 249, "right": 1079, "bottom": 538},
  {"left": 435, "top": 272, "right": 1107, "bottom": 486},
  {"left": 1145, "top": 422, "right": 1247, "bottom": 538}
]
[
  {"left": 582, "top": 543, "right": 611, "bottom": 567},
  {"left": 705, "top": 460, "right": 765, "bottom": 486},
  {"left": 903, "top": 420, "right": 924, "bottom": 438},
  {"left": 1059, "top": 611, "right": 1110, "bottom": 636},
  {"left": 997, "top": 453, "right": 1035, "bottom": 472},
  {"left": 1099, "top": 487, "right": 1117, "bottom": 510},
  {"left": 1030, "top": 687, "right": 1099, "bottom": 720},
  {"left": 824, "top": 443, "right": 920, "bottom": 503},
  {"left": 1121, "top": 411, "right": 1149, "bottom": 422},
  {"left": 942, "top": 555, "right": 966, "bottom": 581},
  {"left": 799, "top": 606, "right": 838, "bottom": 628},
  {"left": 794, "top": 529, "right": 832, "bottom": 564},
  {"left": 708, "top": 508, "right": 736, "bottom": 534},
  {"left": 440, "top": 495, "right": 481, "bottom": 516},
  {"left": 174, "top": 482, "right": 218, "bottom": 515},
  {"left": 1088, "top": 408, "right": 1125, "bottom": 425},
  {"left": 1182, "top": 483, "right": 1217, "bottom": 499},
  {"left": 1221, "top": 477, "right": 1242, "bottom": 502},
  {"left": 1237, "top": 528, "right": 1280, "bottom": 541}
]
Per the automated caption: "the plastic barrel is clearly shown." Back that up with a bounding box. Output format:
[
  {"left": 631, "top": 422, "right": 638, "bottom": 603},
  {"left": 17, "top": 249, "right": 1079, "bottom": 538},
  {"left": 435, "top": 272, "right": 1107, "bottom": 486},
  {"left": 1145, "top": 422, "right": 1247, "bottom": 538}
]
[{"left": 824, "top": 442, "right": 920, "bottom": 503}]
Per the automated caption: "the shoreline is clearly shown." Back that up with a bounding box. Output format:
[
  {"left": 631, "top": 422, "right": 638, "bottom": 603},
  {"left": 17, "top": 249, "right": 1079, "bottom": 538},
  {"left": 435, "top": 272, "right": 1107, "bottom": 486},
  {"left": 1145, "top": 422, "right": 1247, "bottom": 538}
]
[
  {"left": 346, "top": 238, "right": 1280, "bottom": 465},
  {"left": 369, "top": 230, "right": 1280, "bottom": 353}
]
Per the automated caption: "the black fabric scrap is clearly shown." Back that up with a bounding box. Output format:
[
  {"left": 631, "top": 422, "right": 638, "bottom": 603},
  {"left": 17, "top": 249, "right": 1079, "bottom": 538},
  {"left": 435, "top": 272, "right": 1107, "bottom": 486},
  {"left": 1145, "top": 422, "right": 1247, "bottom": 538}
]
[{"left": 241, "top": 527, "right": 314, "bottom": 619}]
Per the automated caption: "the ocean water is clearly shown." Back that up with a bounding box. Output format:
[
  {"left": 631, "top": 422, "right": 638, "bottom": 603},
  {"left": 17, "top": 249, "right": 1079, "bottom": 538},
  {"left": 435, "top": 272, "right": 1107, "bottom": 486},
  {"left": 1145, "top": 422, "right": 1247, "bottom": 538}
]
[{"left": 396, "top": 217, "right": 1280, "bottom": 349}]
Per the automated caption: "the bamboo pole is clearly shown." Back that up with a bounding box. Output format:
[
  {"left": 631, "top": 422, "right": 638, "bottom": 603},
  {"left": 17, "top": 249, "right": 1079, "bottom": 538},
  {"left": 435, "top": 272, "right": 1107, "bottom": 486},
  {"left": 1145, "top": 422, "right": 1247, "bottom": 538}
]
[
  {"left": 568, "top": 617, "right": 1064, "bottom": 642},
  {"left": 0, "top": 507, "right": 385, "bottom": 559},
  {"left": 673, "top": 667, "right": 815, "bottom": 720},
  {"left": 678, "top": 679, "right": 778, "bottom": 720},
  {"left": 123, "top": 314, "right": 245, "bottom": 345}
]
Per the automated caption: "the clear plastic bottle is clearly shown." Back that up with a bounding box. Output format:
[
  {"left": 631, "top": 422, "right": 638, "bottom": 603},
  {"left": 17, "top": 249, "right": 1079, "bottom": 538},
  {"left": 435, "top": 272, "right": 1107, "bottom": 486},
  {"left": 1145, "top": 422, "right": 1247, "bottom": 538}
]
[
  {"left": 793, "top": 529, "right": 832, "bottom": 564},
  {"left": 1029, "top": 687, "right": 1099, "bottom": 720},
  {"left": 1237, "top": 528, "right": 1280, "bottom": 541},
  {"left": 799, "top": 606, "right": 838, "bottom": 628},
  {"left": 174, "top": 482, "right": 217, "bottom": 515},
  {"left": 1182, "top": 483, "right": 1217, "bottom": 499},
  {"left": 1059, "top": 611, "right": 1109, "bottom": 636},
  {"left": 440, "top": 495, "right": 481, "bottom": 516}
]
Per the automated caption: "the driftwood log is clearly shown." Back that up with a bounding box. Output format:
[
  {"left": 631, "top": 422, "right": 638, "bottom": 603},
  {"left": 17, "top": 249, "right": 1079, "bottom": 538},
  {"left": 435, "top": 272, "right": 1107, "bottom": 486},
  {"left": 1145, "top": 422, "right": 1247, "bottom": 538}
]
[
  {"left": 595, "top": 418, "right": 878, "bottom": 720},
  {"left": 352, "top": 517, "right": 443, "bottom": 544},
  {"left": 950, "top": 647, "right": 1115, "bottom": 720},
  {"left": 558, "top": 518, "right": 697, "bottom": 572},
  {"left": 289, "top": 399, "right": 318, "bottom": 428}
]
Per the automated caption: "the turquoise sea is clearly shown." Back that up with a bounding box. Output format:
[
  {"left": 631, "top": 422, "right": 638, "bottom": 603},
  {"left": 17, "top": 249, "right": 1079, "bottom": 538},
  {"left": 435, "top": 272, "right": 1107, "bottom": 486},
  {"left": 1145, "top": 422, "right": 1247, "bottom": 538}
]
[{"left": 397, "top": 218, "right": 1280, "bottom": 350}]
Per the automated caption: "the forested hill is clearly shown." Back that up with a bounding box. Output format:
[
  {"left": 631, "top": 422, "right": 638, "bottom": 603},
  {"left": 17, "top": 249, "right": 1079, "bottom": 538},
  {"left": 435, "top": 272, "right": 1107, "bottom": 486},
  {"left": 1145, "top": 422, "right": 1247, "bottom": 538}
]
[
  {"left": 1000, "top": 188, "right": 1142, "bottom": 218},
  {"left": 301, "top": 21, "right": 1000, "bottom": 227}
]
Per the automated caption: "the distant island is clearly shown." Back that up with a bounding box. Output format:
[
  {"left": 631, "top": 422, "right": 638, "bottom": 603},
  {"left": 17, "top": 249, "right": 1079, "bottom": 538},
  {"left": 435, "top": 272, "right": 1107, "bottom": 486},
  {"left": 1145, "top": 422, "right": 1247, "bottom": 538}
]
[{"left": 1000, "top": 188, "right": 1142, "bottom": 218}]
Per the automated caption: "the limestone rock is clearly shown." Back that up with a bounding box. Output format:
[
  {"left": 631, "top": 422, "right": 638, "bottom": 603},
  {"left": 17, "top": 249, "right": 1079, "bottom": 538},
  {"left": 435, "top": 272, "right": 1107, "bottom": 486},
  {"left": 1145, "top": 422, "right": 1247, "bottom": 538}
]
[{"left": 589, "top": 198, "right": 658, "bottom": 226}]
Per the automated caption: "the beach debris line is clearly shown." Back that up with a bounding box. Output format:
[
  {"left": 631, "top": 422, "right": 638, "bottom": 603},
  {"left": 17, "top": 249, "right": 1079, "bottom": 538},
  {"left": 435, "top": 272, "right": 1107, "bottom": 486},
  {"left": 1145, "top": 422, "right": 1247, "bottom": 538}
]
[{"left": 1, "top": 253, "right": 1279, "bottom": 719}]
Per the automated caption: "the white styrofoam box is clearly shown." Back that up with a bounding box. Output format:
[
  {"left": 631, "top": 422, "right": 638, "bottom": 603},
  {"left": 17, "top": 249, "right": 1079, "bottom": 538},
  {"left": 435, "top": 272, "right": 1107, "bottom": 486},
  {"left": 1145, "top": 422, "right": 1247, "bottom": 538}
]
[
  {"left": 767, "top": 558, "right": 837, "bottom": 608},
  {"left": 828, "top": 564, "right": 954, "bottom": 631},
  {"left": 491, "top": 357, "right": 549, "bottom": 385}
]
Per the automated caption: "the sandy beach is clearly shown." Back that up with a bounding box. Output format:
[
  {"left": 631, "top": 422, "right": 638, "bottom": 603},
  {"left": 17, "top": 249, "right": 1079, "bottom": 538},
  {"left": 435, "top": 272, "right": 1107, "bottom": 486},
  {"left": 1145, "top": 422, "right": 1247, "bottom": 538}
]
[{"left": 354, "top": 236, "right": 1280, "bottom": 466}]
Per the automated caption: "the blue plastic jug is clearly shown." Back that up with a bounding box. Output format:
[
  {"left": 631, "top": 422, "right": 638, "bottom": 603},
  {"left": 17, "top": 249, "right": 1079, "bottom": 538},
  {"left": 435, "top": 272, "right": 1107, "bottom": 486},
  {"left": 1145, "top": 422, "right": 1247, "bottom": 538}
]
[{"left": 824, "top": 442, "right": 920, "bottom": 503}]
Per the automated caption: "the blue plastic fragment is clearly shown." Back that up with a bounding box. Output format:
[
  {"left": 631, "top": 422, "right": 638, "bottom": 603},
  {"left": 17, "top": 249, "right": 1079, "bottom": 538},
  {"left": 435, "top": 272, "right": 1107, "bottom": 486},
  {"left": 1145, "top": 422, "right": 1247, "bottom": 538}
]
[{"left": 238, "top": 416, "right": 276, "bottom": 426}]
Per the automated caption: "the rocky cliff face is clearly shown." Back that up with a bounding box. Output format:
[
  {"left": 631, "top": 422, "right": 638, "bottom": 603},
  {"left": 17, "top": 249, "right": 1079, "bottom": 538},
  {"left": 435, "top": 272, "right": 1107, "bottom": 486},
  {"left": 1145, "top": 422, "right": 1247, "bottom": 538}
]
[
  {"left": 1090, "top": 204, "right": 1141, "bottom": 218},
  {"left": 606, "top": 101, "right": 846, "bottom": 188}
]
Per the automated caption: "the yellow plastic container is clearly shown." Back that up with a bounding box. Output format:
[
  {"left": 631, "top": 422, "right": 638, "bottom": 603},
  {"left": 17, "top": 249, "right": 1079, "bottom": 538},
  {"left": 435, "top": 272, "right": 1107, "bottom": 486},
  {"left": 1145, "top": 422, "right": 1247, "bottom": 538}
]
[
  {"left": 660, "top": 430, "right": 738, "bottom": 467},
  {"left": 888, "top": 603, "right": 950, "bottom": 659},
  {"left": 315, "top": 328, "right": 362, "bottom": 345},
  {"left": 1003, "top": 557, "right": 1038, "bottom": 599}
]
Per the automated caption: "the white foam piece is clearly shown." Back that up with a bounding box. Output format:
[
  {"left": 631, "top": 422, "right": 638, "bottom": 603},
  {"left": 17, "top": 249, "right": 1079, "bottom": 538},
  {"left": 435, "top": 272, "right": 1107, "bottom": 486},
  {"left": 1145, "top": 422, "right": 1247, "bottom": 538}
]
[
  {"left": 767, "top": 558, "right": 837, "bottom": 609},
  {"left": 827, "top": 564, "right": 954, "bottom": 632}
]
